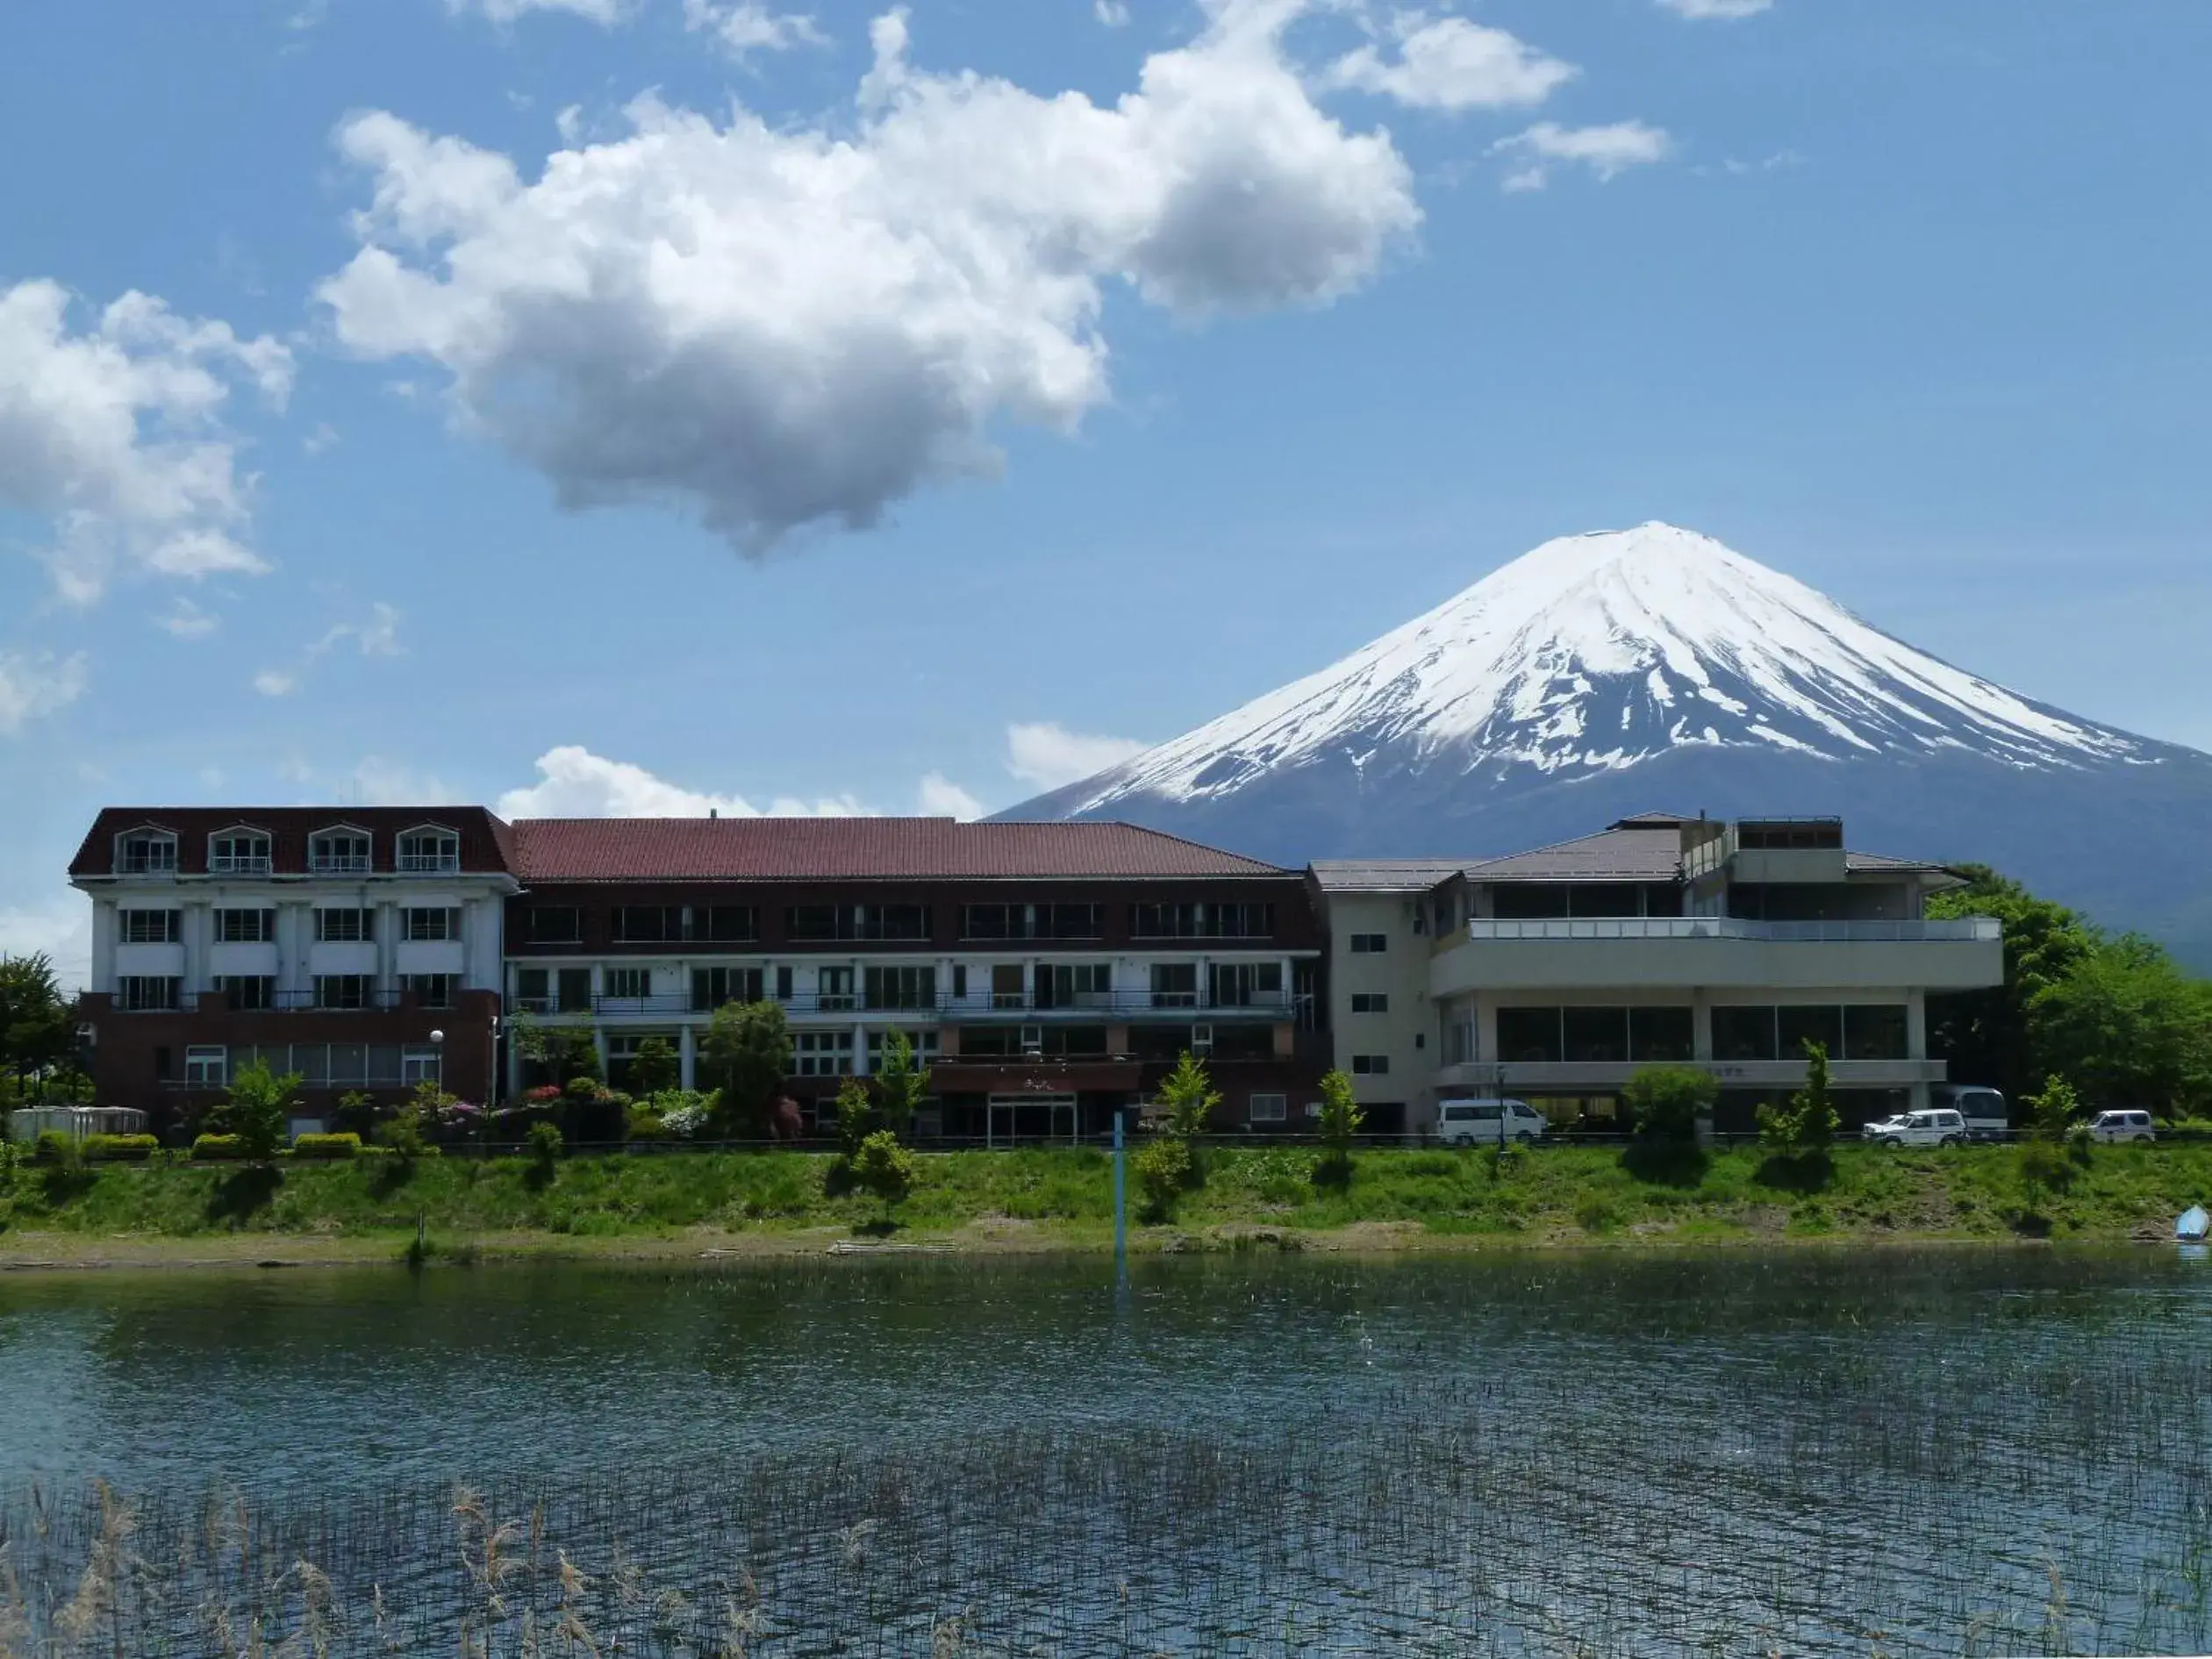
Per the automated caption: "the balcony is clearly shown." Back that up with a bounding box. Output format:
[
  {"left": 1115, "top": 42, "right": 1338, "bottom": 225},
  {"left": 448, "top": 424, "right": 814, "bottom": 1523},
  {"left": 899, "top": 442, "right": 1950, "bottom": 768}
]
[
  {"left": 1433, "top": 1057, "right": 1949, "bottom": 1092},
  {"left": 519, "top": 991, "right": 1306, "bottom": 1021},
  {"left": 1433, "top": 915, "right": 2003, "bottom": 994},
  {"left": 397, "top": 854, "right": 461, "bottom": 874},
  {"left": 310, "top": 856, "right": 373, "bottom": 876},
  {"left": 209, "top": 854, "right": 273, "bottom": 876}
]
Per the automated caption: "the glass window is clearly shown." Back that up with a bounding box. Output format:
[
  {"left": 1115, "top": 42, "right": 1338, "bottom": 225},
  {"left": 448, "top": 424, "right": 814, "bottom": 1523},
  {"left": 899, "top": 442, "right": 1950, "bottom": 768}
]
[
  {"left": 185, "top": 1046, "right": 228, "bottom": 1088},
  {"left": 526, "top": 906, "right": 583, "bottom": 944},
  {"left": 402, "top": 973, "right": 457, "bottom": 1009},
  {"left": 516, "top": 967, "right": 549, "bottom": 1008},
  {"left": 1350, "top": 1055, "right": 1390, "bottom": 1076},
  {"left": 1149, "top": 962, "right": 1199, "bottom": 1008},
  {"left": 1349, "top": 992, "right": 1389, "bottom": 1014},
  {"left": 118, "top": 976, "right": 181, "bottom": 1012},
  {"left": 1348, "top": 933, "right": 1388, "bottom": 954},
  {"left": 1133, "top": 904, "right": 1274, "bottom": 940},
  {"left": 605, "top": 967, "right": 652, "bottom": 1000},
  {"left": 309, "top": 830, "right": 372, "bottom": 874},
  {"left": 1208, "top": 962, "right": 1283, "bottom": 1007},
  {"left": 1712, "top": 1006, "right": 1779, "bottom": 1062},
  {"left": 216, "top": 908, "right": 275, "bottom": 943},
  {"left": 1843, "top": 1005, "right": 1909, "bottom": 1061},
  {"left": 313, "top": 975, "right": 372, "bottom": 1010},
  {"left": 556, "top": 969, "right": 592, "bottom": 1013},
  {"left": 794, "top": 1031, "right": 852, "bottom": 1076},
  {"left": 1035, "top": 963, "right": 1112, "bottom": 1009},
  {"left": 698, "top": 906, "right": 758, "bottom": 942},
  {"left": 315, "top": 908, "right": 374, "bottom": 943},
  {"left": 397, "top": 829, "right": 459, "bottom": 873},
  {"left": 691, "top": 967, "right": 763, "bottom": 1012},
  {"left": 1778, "top": 1005, "right": 1844, "bottom": 1062},
  {"left": 403, "top": 907, "right": 460, "bottom": 941},
  {"left": 864, "top": 966, "right": 937, "bottom": 1010},
  {"left": 1563, "top": 1007, "right": 1630, "bottom": 1063},
  {"left": 1496, "top": 1007, "right": 1564, "bottom": 1064},
  {"left": 787, "top": 905, "right": 848, "bottom": 941},
  {"left": 1249, "top": 1093, "right": 1287, "bottom": 1123},
  {"left": 613, "top": 906, "right": 682, "bottom": 942},
  {"left": 856, "top": 905, "right": 931, "bottom": 941},
  {"left": 401, "top": 1044, "right": 443, "bottom": 1086},
  {"left": 1629, "top": 1006, "right": 1695, "bottom": 1063},
  {"left": 119, "top": 832, "right": 176, "bottom": 874},
  {"left": 121, "top": 909, "right": 181, "bottom": 944},
  {"left": 209, "top": 832, "right": 270, "bottom": 874},
  {"left": 215, "top": 975, "right": 275, "bottom": 1012},
  {"left": 864, "top": 1029, "right": 941, "bottom": 1068}
]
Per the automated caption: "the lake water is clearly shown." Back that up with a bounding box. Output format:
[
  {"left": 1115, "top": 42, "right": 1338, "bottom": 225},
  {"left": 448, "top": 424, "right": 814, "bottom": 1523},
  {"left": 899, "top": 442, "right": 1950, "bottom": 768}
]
[{"left": 0, "top": 1248, "right": 2207, "bottom": 1655}]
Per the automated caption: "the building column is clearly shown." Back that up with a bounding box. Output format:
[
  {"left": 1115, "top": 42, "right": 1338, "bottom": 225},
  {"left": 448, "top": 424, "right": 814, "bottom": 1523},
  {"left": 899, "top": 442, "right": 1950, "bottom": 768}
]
[
  {"left": 678, "top": 1024, "right": 697, "bottom": 1091},
  {"left": 276, "top": 902, "right": 311, "bottom": 998},
  {"left": 592, "top": 1026, "right": 609, "bottom": 1076},
  {"left": 90, "top": 897, "right": 118, "bottom": 992},
  {"left": 853, "top": 1020, "right": 870, "bottom": 1075},
  {"left": 181, "top": 900, "right": 212, "bottom": 998},
  {"left": 1692, "top": 990, "right": 1714, "bottom": 1062},
  {"left": 376, "top": 901, "right": 399, "bottom": 996},
  {"left": 1906, "top": 989, "right": 1932, "bottom": 1112}
]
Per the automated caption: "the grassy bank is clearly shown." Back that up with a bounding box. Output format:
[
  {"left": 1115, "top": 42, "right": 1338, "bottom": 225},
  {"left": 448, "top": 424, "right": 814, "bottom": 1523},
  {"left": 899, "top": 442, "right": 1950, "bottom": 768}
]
[{"left": 4, "top": 1140, "right": 2210, "bottom": 1263}]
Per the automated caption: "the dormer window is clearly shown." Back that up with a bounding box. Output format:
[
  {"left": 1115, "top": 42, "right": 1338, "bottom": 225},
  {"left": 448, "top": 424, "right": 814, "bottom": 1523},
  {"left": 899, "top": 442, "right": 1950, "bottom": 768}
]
[
  {"left": 209, "top": 828, "right": 272, "bottom": 876},
  {"left": 397, "top": 826, "right": 460, "bottom": 874},
  {"left": 309, "top": 826, "right": 372, "bottom": 876},
  {"left": 117, "top": 829, "right": 177, "bottom": 876}
]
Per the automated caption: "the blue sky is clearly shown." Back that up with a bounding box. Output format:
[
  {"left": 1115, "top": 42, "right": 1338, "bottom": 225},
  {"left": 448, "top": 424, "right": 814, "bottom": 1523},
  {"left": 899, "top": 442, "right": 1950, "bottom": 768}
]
[{"left": 4, "top": 0, "right": 2210, "bottom": 984}]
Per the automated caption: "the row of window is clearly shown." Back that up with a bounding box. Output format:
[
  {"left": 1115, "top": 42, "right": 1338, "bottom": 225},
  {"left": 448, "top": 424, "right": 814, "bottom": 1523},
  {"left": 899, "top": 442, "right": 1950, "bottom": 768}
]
[
  {"left": 522, "top": 901, "right": 1279, "bottom": 946},
  {"left": 119, "top": 906, "right": 464, "bottom": 943},
  {"left": 117, "top": 974, "right": 461, "bottom": 1012},
  {"left": 519, "top": 962, "right": 1288, "bottom": 1013},
  {"left": 118, "top": 826, "right": 462, "bottom": 876},
  {"left": 170, "top": 1043, "right": 444, "bottom": 1090},
  {"left": 1460, "top": 1004, "right": 1912, "bottom": 1066}
]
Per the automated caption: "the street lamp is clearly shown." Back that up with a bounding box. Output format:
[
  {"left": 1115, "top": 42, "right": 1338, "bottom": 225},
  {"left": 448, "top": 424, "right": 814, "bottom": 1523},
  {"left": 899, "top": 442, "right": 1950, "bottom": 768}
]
[{"left": 429, "top": 1028, "right": 445, "bottom": 1090}]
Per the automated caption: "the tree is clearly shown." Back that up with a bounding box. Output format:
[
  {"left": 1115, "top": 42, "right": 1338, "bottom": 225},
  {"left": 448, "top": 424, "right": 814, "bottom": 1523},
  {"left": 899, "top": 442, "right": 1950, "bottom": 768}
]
[
  {"left": 831, "top": 1076, "right": 873, "bottom": 1160},
  {"left": 1314, "top": 1069, "right": 1364, "bottom": 1184},
  {"left": 1758, "top": 1040, "right": 1839, "bottom": 1155},
  {"left": 213, "top": 1058, "right": 301, "bottom": 1163},
  {"left": 1156, "top": 1051, "right": 1221, "bottom": 1139},
  {"left": 1926, "top": 867, "right": 2098, "bottom": 1105},
  {"left": 872, "top": 1029, "right": 930, "bottom": 1142},
  {"left": 1624, "top": 1065, "right": 1715, "bottom": 1142},
  {"left": 626, "top": 1034, "right": 679, "bottom": 1096},
  {"left": 0, "top": 954, "right": 75, "bottom": 1105},
  {"left": 851, "top": 1129, "right": 914, "bottom": 1227},
  {"left": 2027, "top": 935, "right": 2212, "bottom": 1117},
  {"left": 698, "top": 1001, "right": 793, "bottom": 1133},
  {"left": 2020, "top": 1074, "right": 2082, "bottom": 1142}
]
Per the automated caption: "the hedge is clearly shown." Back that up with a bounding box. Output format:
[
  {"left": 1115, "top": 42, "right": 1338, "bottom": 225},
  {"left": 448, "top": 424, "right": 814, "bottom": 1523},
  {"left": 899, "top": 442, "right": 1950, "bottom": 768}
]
[
  {"left": 291, "top": 1133, "right": 363, "bottom": 1160},
  {"left": 82, "top": 1133, "right": 159, "bottom": 1162},
  {"left": 190, "top": 1133, "right": 245, "bottom": 1161}
]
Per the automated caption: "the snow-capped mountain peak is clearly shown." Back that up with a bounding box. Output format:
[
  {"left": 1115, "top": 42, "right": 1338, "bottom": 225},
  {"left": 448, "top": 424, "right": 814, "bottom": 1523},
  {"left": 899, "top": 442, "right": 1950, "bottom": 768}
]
[{"left": 1052, "top": 521, "right": 2140, "bottom": 811}]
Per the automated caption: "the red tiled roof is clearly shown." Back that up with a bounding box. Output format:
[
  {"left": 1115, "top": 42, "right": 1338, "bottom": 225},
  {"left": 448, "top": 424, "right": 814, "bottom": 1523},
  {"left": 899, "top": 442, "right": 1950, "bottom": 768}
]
[
  {"left": 68, "top": 807, "right": 515, "bottom": 877},
  {"left": 509, "top": 818, "right": 1290, "bottom": 883}
]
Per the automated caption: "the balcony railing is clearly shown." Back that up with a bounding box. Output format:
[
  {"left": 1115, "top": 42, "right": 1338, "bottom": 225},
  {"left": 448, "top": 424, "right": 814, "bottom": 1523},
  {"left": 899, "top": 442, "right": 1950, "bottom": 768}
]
[
  {"left": 524, "top": 990, "right": 1305, "bottom": 1020},
  {"left": 1458, "top": 917, "right": 2001, "bottom": 944},
  {"left": 272, "top": 989, "right": 406, "bottom": 1012},
  {"left": 310, "top": 856, "right": 373, "bottom": 876},
  {"left": 209, "top": 854, "right": 273, "bottom": 876},
  {"left": 397, "top": 854, "right": 461, "bottom": 874}
]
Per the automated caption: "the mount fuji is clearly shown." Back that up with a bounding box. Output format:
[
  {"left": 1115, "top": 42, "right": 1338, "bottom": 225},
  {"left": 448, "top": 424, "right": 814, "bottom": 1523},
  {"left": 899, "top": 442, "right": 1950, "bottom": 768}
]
[{"left": 1002, "top": 524, "right": 2212, "bottom": 962}]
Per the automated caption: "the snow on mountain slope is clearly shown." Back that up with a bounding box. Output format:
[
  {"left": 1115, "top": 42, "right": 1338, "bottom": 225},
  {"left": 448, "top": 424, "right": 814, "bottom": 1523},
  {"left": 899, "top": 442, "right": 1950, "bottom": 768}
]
[{"left": 1052, "top": 522, "right": 2142, "bottom": 812}]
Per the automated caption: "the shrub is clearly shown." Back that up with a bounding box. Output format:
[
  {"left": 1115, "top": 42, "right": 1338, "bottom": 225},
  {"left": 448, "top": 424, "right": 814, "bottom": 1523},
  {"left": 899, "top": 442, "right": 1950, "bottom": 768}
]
[
  {"left": 376, "top": 1111, "right": 429, "bottom": 1162},
  {"left": 526, "top": 1084, "right": 564, "bottom": 1107},
  {"left": 32, "top": 1129, "right": 76, "bottom": 1166},
  {"left": 644, "top": 1089, "right": 715, "bottom": 1140},
  {"left": 214, "top": 1057, "right": 303, "bottom": 1163},
  {"left": 191, "top": 1133, "right": 245, "bottom": 1161},
  {"left": 292, "top": 1133, "right": 362, "bottom": 1160},
  {"left": 626, "top": 1034, "right": 680, "bottom": 1096},
  {"left": 1759, "top": 1041, "right": 1840, "bottom": 1155},
  {"left": 527, "top": 1119, "right": 565, "bottom": 1172},
  {"left": 1625, "top": 1065, "right": 1717, "bottom": 1142},
  {"left": 851, "top": 1129, "right": 914, "bottom": 1225},
  {"left": 333, "top": 1091, "right": 381, "bottom": 1138},
  {"left": 82, "top": 1133, "right": 158, "bottom": 1162},
  {"left": 625, "top": 1104, "right": 668, "bottom": 1141},
  {"left": 1133, "top": 1134, "right": 1193, "bottom": 1223},
  {"left": 1487, "top": 1140, "right": 1529, "bottom": 1181}
]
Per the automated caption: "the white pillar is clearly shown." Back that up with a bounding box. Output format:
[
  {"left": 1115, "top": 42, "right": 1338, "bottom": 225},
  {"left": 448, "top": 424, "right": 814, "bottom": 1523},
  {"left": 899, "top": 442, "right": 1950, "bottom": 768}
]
[
  {"left": 679, "top": 1024, "right": 697, "bottom": 1091},
  {"left": 376, "top": 901, "right": 399, "bottom": 995},
  {"left": 90, "top": 897, "right": 118, "bottom": 991},
  {"left": 1692, "top": 990, "right": 1714, "bottom": 1062},
  {"left": 181, "top": 901, "right": 212, "bottom": 997}
]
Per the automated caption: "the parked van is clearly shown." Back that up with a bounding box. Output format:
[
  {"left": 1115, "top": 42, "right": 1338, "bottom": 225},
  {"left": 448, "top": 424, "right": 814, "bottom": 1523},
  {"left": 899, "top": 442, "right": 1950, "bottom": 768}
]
[
  {"left": 1930, "top": 1085, "right": 2009, "bottom": 1142},
  {"left": 2086, "top": 1110, "right": 2156, "bottom": 1144},
  {"left": 1862, "top": 1109, "right": 1968, "bottom": 1148},
  {"left": 1437, "top": 1098, "right": 1548, "bottom": 1146}
]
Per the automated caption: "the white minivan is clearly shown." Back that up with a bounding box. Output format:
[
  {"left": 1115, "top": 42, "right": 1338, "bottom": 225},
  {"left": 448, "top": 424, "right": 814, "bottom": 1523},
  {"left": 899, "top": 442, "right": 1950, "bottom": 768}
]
[
  {"left": 2086, "top": 1110, "right": 2156, "bottom": 1143},
  {"left": 1862, "top": 1108, "right": 1968, "bottom": 1148},
  {"left": 1437, "top": 1098, "right": 1548, "bottom": 1146}
]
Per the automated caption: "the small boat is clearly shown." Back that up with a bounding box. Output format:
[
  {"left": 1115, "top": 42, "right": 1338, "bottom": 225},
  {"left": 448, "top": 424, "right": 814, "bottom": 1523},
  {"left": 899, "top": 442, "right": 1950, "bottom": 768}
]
[{"left": 2178, "top": 1205, "right": 2210, "bottom": 1242}]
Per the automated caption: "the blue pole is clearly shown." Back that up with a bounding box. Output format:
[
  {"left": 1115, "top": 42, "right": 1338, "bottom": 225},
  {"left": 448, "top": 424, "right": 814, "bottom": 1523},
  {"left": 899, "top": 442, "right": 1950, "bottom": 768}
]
[{"left": 1113, "top": 1110, "right": 1127, "bottom": 1269}]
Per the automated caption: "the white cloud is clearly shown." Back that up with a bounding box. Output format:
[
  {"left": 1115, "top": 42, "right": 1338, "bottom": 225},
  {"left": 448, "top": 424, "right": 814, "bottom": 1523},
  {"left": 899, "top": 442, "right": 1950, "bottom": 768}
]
[
  {"left": 1006, "top": 721, "right": 1148, "bottom": 791},
  {"left": 253, "top": 601, "right": 404, "bottom": 696},
  {"left": 157, "top": 597, "right": 219, "bottom": 639},
  {"left": 683, "top": 0, "right": 827, "bottom": 58},
  {"left": 497, "top": 745, "right": 868, "bottom": 819},
  {"left": 0, "top": 280, "right": 292, "bottom": 602},
  {"left": 304, "top": 421, "right": 340, "bottom": 455},
  {"left": 450, "top": 0, "right": 627, "bottom": 23},
  {"left": 1657, "top": 0, "right": 1772, "bottom": 18},
  {"left": 0, "top": 651, "right": 89, "bottom": 733},
  {"left": 918, "top": 771, "right": 985, "bottom": 821},
  {"left": 0, "top": 892, "right": 93, "bottom": 993},
  {"left": 1323, "top": 13, "right": 1575, "bottom": 111},
  {"left": 346, "top": 755, "right": 459, "bottom": 804},
  {"left": 1094, "top": 0, "right": 1131, "bottom": 24},
  {"left": 318, "top": 1, "right": 1419, "bottom": 548},
  {"left": 1492, "top": 120, "right": 1671, "bottom": 189}
]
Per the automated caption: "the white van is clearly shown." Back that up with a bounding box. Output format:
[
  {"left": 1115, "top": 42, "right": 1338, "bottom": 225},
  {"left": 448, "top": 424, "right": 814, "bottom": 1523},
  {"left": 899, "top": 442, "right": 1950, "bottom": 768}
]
[
  {"left": 2086, "top": 1110, "right": 2156, "bottom": 1144},
  {"left": 1437, "top": 1098, "right": 1548, "bottom": 1146},
  {"left": 1931, "top": 1085, "right": 2009, "bottom": 1142},
  {"left": 1862, "top": 1108, "right": 1967, "bottom": 1148}
]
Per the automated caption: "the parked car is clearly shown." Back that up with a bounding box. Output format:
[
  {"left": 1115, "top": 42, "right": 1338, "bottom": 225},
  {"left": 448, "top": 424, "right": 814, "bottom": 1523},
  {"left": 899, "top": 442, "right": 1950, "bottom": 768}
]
[
  {"left": 1862, "top": 1108, "right": 1968, "bottom": 1148},
  {"left": 1930, "top": 1084, "right": 2009, "bottom": 1142},
  {"left": 1437, "top": 1098, "right": 1548, "bottom": 1146},
  {"left": 2085, "top": 1110, "right": 2156, "bottom": 1144}
]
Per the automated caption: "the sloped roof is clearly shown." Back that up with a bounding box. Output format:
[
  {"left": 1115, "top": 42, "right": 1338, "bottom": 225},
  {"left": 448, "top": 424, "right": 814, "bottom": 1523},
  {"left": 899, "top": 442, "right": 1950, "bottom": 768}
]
[
  {"left": 509, "top": 818, "right": 1290, "bottom": 883},
  {"left": 1460, "top": 826, "right": 1684, "bottom": 883},
  {"left": 69, "top": 807, "right": 516, "bottom": 877},
  {"left": 1309, "top": 858, "right": 1480, "bottom": 892}
]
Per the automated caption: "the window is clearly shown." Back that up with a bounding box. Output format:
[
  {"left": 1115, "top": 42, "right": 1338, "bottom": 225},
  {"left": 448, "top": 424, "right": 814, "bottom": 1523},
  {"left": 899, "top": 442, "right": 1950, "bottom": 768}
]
[
  {"left": 1249, "top": 1092, "right": 1288, "bottom": 1123},
  {"left": 1712, "top": 1006, "right": 1779, "bottom": 1062},
  {"left": 1629, "top": 1007, "right": 1695, "bottom": 1063},
  {"left": 314, "top": 975, "right": 372, "bottom": 1010},
  {"left": 217, "top": 908, "right": 275, "bottom": 943},
  {"left": 865, "top": 965, "right": 937, "bottom": 1011},
  {"left": 397, "top": 828, "right": 460, "bottom": 873},
  {"left": 557, "top": 969, "right": 592, "bottom": 1013},
  {"left": 1349, "top": 992, "right": 1389, "bottom": 1014},
  {"left": 1208, "top": 962, "right": 1283, "bottom": 1007},
  {"left": 614, "top": 905, "right": 683, "bottom": 943},
  {"left": 401, "top": 1044, "right": 443, "bottom": 1086},
  {"left": 316, "top": 908, "right": 374, "bottom": 943},
  {"left": 1035, "top": 962, "right": 1113, "bottom": 1009},
  {"left": 1348, "top": 933, "right": 1388, "bottom": 955},
  {"left": 1564, "top": 1007, "right": 1630, "bottom": 1064},
  {"left": 604, "top": 967, "right": 653, "bottom": 1001},
  {"left": 118, "top": 830, "right": 176, "bottom": 874},
  {"left": 951, "top": 964, "right": 968, "bottom": 1000},
  {"left": 1778, "top": 1005, "right": 1844, "bottom": 1062},
  {"left": 516, "top": 967, "right": 549, "bottom": 1010},
  {"left": 118, "top": 976, "right": 180, "bottom": 1011},
  {"left": 121, "top": 909, "right": 181, "bottom": 944},
  {"left": 1446, "top": 1012, "right": 1476, "bottom": 1066},
  {"left": 865, "top": 1029, "right": 942, "bottom": 1069},
  {"left": 526, "top": 906, "right": 583, "bottom": 945},
  {"left": 185, "top": 1045, "right": 228, "bottom": 1088},
  {"left": 816, "top": 967, "right": 855, "bottom": 1011},
  {"left": 216, "top": 975, "right": 275, "bottom": 1012},
  {"left": 403, "top": 907, "right": 460, "bottom": 942},
  {"left": 209, "top": 831, "right": 271, "bottom": 875},
  {"left": 958, "top": 904, "right": 1104, "bottom": 940},
  {"left": 698, "top": 906, "right": 758, "bottom": 942},
  {"left": 691, "top": 967, "right": 762, "bottom": 1012},
  {"left": 1350, "top": 1055, "right": 1390, "bottom": 1076},
  {"left": 309, "top": 828, "right": 372, "bottom": 875},
  {"left": 1131, "top": 903, "right": 1274, "bottom": 940},
  {"left": 403, "top": 973, "right": 458, "bottom": 1009},
  {"left": 775, "top": 966, "right": 793, "bottom": 1002},
  {"left": 1843, "top": 1004, "right": 1909, "bottom": 1061},
  {"left": 1497, "top": 1007, "right": 1564, "bottom": 1064},
  {"left": 787, "top": 905, "right": 849, "bottom": 941},
  {"left": 990, "top": 964, "right": 1026, "bottom": 1009},
  {"left": 794, "top": 1031, "right": 852, "bottom": 1076},
  {"left": 858, "top": 905, "right": 931, "bottom": 941},
  {"left": 1149, "top": 962, "right": 1199, "bottom": 1008}
]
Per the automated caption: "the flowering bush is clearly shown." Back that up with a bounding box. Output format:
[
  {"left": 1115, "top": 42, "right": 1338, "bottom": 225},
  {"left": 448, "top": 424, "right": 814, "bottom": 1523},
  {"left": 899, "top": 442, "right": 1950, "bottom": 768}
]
[
  {"left": 526, "top": 1084, "right": 563, "bottom": 1106},
  {"left": 645, "top": 1089, "right": 716, "bottom": 1141}
]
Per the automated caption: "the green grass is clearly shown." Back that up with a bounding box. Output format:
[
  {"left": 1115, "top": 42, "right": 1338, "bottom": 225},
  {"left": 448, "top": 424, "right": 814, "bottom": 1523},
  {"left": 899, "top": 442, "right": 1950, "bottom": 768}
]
[{"left": 4, "top": 1141, "right": 2209, "bottom": 1251}]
